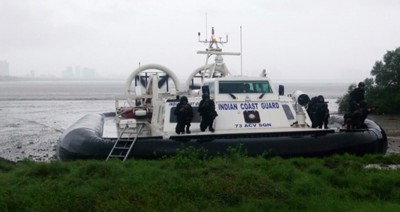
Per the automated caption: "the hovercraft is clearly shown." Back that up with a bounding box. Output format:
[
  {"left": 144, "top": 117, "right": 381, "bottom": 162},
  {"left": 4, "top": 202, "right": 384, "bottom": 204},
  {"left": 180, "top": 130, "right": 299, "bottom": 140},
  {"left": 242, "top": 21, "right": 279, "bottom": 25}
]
[{"left": 57, "top": 28, "right": 387, "bottom": 161}]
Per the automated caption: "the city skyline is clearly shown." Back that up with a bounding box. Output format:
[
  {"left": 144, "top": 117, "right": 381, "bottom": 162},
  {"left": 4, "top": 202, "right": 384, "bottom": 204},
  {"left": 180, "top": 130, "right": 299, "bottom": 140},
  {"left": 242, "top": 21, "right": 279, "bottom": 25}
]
[{"left": 0, "top": 60, "right": 101, "bottom": 79}]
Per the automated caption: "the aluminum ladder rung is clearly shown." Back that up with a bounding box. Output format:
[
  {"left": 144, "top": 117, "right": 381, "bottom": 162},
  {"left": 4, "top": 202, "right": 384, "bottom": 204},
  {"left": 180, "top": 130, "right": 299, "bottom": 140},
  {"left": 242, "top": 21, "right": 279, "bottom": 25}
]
[
  {"left": 106, "top": 124, "right": 144, "bottom": 162},
  {"left": 113, "top": 147, "right": 130, "bottom": 150},
  {"left": 108, "top": 155, "right": 125, "bottom": 158}
]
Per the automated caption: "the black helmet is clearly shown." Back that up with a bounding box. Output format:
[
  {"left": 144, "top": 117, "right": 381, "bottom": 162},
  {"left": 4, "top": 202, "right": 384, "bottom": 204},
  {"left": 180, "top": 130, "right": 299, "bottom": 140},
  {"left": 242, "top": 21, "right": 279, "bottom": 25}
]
[
  {"left": 180, "top": 96, "right": 188, "bottom": 104},
  {"left": 317, "top": 95, "right": 325, "bottom": 103},
  {"left": 358, "top": 82, "right": 365, "bottom": 88}
]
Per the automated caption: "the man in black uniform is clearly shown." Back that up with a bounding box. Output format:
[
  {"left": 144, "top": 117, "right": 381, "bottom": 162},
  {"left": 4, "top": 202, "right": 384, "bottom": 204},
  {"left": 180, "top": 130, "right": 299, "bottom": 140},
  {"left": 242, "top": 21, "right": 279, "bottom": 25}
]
[
  {"left": 307, "top": 95, "right": 329, "bottom": 128},
  {"left": 348, "top": 100, "right": 370, "bottom": 129},
  {"left": 349, "top": 82, "right": 365, "bottom": 113},
  {"left": 345, "top": 82, "right": 368, "bottom": 129},
  {"left": 198, "top": 93, "right": 217, "bottom": 132},
  {"left": 307, "top": 96, "right": 319, "bottom": 128},
  {"left": 174, "top": 96, "right": 193, "bottom": 134},
  {"left": 316, "top": 95, "right": 330, "bottom": 128}
]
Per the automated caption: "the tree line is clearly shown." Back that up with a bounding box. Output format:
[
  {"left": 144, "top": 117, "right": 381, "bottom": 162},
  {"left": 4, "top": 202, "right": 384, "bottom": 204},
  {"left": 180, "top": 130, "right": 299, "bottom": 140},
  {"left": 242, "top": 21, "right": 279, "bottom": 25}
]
[{"left": 338, "top": 47, "right": 400, "bottom": 114}]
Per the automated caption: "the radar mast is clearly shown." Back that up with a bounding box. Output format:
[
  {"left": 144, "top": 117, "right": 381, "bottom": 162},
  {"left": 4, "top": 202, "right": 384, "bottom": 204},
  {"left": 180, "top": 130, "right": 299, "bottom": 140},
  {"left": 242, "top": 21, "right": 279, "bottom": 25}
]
[{"left": 197, "top": 27, "right": 240, "bottom": 81}]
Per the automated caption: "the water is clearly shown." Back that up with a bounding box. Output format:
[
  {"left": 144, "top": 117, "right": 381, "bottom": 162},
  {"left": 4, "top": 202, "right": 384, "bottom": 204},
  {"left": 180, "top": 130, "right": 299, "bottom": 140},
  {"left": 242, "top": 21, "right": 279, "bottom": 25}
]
[
  {"left": 0, "top": 80, "right": 349, "bottom": 113},
  {"left": 0, "top": 80, "right": 350, "bottom": 161},
  {"left": 0, "top": 80, "right": 349, "bottom": 100},
  {"left": 277, "top": 82, "right": 350, "bottom": 113},
  {"left": 0, "top": 80, "right": 126, "bottom": 100},
  {"left": 278, "top": 82, "right": 349, "bottom": 99}
]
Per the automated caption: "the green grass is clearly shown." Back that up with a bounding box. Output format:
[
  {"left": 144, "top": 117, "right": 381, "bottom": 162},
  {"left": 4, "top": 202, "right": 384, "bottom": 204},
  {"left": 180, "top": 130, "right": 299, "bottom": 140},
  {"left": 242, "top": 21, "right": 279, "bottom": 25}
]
[{"left": 1, "top": 150, "right": 400, "bottom": 211}]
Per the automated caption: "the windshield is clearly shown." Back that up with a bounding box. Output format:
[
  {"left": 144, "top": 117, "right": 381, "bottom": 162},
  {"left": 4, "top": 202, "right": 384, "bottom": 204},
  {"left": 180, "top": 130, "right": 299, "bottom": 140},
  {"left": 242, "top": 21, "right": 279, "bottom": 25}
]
[{"left": 218, "top": 81, "right": 272, "bottom": 94}]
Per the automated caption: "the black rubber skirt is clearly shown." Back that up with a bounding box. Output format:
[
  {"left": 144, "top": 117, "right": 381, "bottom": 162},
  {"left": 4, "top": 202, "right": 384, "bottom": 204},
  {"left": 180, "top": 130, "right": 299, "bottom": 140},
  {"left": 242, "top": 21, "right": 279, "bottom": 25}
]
[{"left": 57, "top": 113, "right": 387, "bottom": 161}]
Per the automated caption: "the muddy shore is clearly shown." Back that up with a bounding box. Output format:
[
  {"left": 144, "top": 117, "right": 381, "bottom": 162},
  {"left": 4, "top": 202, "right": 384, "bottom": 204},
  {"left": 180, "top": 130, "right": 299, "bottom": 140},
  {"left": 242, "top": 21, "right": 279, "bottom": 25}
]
[
  {"left": 0, "top": 100, "right": 114, "bottom": 162},
  {"left": 368, "top": 115, "right": 400, "bottom": 154}
]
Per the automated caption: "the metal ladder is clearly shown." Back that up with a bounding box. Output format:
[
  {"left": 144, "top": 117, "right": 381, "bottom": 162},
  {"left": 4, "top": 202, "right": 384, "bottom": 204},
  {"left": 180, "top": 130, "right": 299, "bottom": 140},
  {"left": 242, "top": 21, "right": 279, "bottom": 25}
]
[{"left": 106, "top": 123, "right": 144, "bottom": 162}]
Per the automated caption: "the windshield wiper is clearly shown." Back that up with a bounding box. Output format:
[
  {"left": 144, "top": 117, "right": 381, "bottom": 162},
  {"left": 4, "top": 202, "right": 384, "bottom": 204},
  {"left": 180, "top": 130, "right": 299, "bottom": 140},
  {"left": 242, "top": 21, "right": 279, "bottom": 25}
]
[
  {"left": 228, "top": 93, "right": 237, "bottom": 99},
  {"left": 258, "top": 93, "right": 266, "bottom": 99}
]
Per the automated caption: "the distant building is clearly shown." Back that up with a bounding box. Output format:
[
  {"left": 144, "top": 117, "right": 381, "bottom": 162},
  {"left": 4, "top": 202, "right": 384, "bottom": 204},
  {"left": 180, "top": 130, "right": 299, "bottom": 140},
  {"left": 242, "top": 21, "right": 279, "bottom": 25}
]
[
  {"left": 75, "top": 66, "right": 81, "bottom": 79},
  {"left": 0, "top": 60, "right": 10, "bottom": 76},
  {"left": 30, "top": 70, "right": 35, "bottom": 78},
  {"left": 61, "top": 65, "right": 97, "bottom": 79},
  {"left": 62, "top": 66, "right": 74, "bottom": 79},
  {"left": 81, "top": 67, "right": 97, "bottom": 79}
]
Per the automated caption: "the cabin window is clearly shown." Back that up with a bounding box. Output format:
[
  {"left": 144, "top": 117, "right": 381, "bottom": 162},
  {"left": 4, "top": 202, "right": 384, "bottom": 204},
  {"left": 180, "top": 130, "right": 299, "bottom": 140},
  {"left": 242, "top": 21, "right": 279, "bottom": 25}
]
[
  {"left": 219, "top": 81, "right": 272, "bottom": 94},
  {"left": 169, "top": 107, "right": 201, "bottom": 123},
  {"left": 282, "top": 104, "right": 295, "bottom": 120}
]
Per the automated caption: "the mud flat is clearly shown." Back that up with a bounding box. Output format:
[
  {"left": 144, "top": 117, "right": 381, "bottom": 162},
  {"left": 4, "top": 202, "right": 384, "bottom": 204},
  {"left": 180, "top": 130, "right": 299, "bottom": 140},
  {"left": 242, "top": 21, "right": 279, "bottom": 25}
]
[
  {"left": 0, "top": 100, "right": 114, "bottom": 162},
  {"left": 368, "top": 115, "right": 400, "bottom": 154}
]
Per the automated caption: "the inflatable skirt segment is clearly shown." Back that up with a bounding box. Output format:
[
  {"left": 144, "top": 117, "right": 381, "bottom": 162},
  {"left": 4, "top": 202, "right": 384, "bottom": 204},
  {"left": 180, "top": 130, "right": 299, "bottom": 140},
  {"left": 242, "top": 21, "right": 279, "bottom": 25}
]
[{"left": 57, "top": 113, "right": 388, "bottom": 161}]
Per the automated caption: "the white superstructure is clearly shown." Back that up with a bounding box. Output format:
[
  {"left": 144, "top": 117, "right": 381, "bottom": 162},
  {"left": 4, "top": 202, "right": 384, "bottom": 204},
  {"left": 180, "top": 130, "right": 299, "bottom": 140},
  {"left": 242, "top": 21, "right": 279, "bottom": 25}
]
[{"left": 114, "top": 27, "right": 319, "bottom": 139}]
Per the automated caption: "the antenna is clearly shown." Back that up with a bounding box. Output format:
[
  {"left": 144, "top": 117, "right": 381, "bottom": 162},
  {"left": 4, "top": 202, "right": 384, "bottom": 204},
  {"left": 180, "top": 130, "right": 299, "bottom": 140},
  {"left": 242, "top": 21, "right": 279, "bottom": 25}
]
[
  {"left": 198, "top": 27, "right": 228, "bottom": 50},
  {"left": 240, "top": 26, "right": 243, "bottom": 76},
  {"left": 197, "top": 25, "right": 240, "bottom": 82},
  {"left": 205, "top": 13, "right": 208, "bottom": 41}
]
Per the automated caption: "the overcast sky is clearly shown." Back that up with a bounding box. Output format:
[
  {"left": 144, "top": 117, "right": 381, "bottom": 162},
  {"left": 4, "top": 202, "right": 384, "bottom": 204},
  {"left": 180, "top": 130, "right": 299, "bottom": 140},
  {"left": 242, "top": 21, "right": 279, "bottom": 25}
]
[{"left": 1, "top": 0, "right": 399, "bottom": 83}]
